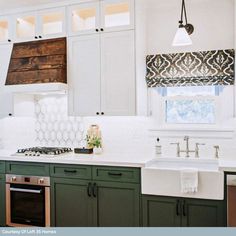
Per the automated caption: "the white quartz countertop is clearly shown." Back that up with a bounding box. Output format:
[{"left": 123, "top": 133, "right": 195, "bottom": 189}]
[
  {"left": 1, "top": 149, "right": 236, "bottom": 171},
  {"left": 0, "top": 150, "right": 153, "bottom": 168}
]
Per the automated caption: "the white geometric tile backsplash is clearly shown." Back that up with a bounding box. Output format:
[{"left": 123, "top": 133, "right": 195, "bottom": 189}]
[{"left": 35, "top": 95, "right": 85, "bottom": 147}]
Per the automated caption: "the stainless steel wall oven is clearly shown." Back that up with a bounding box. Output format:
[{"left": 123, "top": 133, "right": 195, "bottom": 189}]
[{"left": 6, "top": 174, "right": 50, "bottom": 227}]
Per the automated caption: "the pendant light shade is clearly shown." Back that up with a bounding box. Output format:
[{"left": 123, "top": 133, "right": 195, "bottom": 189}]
[
  {"left": 172, "top": 0, "right": 194, "bottom": 47},
  {"left": 172, "top": 26, "right": 192, "bottom": 46}
]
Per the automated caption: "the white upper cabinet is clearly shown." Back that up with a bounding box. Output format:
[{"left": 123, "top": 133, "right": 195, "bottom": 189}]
[
  {"left": 68, "top": 0, "right": 134, "bottom": 36},
  {"left": 100, "top": 30, "right": 135, "bottom": 115},
  {"left": 0, "top": 16, "right": 13, "bottom": 43},
  {"left": 13, "top": 7, "right": 66, "bottom": 42},
  {"left": 68, "top": 1, "right": 100, "bottom": 36},
  {"left": 0, "top": 43, "right": 14, "bottom": 118},
  {"left": 100, "top": 0, "right": 134, "bottom": 32},
  {"left": 68, "top": 34, "right": 101, "bottom": 116},
  {"left": 68, "top": 30, "right": 136, "bottom": 116}
]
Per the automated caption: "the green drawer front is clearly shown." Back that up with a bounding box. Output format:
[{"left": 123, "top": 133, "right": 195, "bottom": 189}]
[
  {"left": 50, "top": 164, "right": 92, "bottom": 179},
  {"left": 6, "top": 162, "right": 50, "bottom": 176},
  {"left": 0, "top": 162, "right": 5, "bottom": 174},
  {"left": 92, "top": 166, "right": 140, "bottom": 183}
]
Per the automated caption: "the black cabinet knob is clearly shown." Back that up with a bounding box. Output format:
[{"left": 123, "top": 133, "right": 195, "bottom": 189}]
[
  {"left": 95, "top": 29, "right": 99, "bottom": 32},
  {"left": 96, "top": 112, "right": 100, "bottom": 115},
  {"left": 8, "top": 113, "right": 12, "bottom": 117},
  {"left": 101, "top": 112, "right": 104, "bottom": 115},
  {"left": 100, "top": 28, "right": 104, "bottom": 31},
  {"left": 39, "top": 36, "right": 42, "bottom": 39},
  {"left": 35, "top": 36, "right": 38, "bottom": 39},
  {"left": 8, "top": 39, "right": 11, "bottom": 42}
]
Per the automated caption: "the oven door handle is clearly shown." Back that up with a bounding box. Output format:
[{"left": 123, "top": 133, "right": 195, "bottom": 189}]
[{"left": 10, "top": 187, "right": 42, "bottom": 194}]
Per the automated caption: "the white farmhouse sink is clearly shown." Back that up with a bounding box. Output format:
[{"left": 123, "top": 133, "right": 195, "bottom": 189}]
[
  {"left": 146, "top": 157, "right": 219, "bottom": 171},
  {"left": 142, "top": 157, "right": 224, "bottom": 200}
]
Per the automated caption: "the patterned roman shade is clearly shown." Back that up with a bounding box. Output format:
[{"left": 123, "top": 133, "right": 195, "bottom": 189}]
[{"left": 146, "top": 49, "right": 235, "bottom": 87}]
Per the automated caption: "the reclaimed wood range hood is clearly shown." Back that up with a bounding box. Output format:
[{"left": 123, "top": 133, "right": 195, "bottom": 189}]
[{"left": 5, "top": 37, "right": 67, "bottom": 93}]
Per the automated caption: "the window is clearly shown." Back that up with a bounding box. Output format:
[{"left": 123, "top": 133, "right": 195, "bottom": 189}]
[{"left": 163, "top": 86, "right": 218, "bottom": 124}]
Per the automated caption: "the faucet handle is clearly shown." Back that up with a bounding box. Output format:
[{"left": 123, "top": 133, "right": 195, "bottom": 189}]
[
  {"left": 213, "top": 145, "right": 220, "bottom": 159},
  {"left": 170, "top": 142, "right": 180, "bottom": 157},
  {"left": 196, "top": 143, "right": 205, "bottom": 147},
  {"left": 195, "top": 143, "right": 205, "bottom": 158}
]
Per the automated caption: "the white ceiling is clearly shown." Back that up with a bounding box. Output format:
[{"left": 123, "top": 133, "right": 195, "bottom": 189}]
[{"left": 0, "top": 0, "right": 66, "bottom": 10}]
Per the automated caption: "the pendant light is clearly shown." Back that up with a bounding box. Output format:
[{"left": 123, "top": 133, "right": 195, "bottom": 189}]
[{"left": 172, "top": 0, "right": 194, "bottom": 47}]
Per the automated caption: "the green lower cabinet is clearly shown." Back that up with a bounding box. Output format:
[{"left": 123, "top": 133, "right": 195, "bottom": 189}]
[
  {"left": 0, "top": 174, "right": 5, "bottom": 226},
  {"left": 95, "top": 181, "right": 140, "bottom": 227},
  {"left": 182, "top": 198, "right": 226, "bottom": 227},
  {"left": 142, "top": 195, "right": 181, "bottom": 227},
  {"left": 51, "top": 178, "right": 93, "bottom": 227},
  {"left": 142, "top": 195, "right": 226, "bottom": 227}
]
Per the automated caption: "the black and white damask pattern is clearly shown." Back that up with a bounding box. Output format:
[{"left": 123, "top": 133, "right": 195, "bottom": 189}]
[{"left": 146, "top": 49, "right": 235, "bottom": 87}]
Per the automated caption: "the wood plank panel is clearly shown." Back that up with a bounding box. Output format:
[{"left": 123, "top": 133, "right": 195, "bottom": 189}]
[
  {"left": 11, "top": 38, "right": 66, "bottom": 58},
  {"left": 6, "top": 37, "right": 67, "bottom": 85},
  {"left": 8, "top": 55, "right": 66, "bottom": 72},
  {"left": 6, "top": 69, "right": 66, "bottom": 85}
]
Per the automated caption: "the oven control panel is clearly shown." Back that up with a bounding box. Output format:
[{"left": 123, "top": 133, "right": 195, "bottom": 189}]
[{"left": 6, "top": 174, "right": 50, "bottom": 186}]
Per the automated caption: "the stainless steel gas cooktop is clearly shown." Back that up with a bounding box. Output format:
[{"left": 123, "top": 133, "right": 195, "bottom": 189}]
[{"left": 15, "top": 147, "right": 73, "bottom": 157}]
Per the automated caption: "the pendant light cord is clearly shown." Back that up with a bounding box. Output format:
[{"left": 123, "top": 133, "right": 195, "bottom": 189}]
[{"left": 180, "top": 0, "right": 188, "bottom": 25}]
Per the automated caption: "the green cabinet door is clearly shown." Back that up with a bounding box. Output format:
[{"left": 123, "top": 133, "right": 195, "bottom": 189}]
[
  {"left": 142, "top": 195, "right": 181, "bottom": 227},
  {"left": 0, "top": 174, "right": 5, "bottom": 226},
  {"left": 51, "top": 178, "right": 93, "bottom": 227},
  {"left": 94, "top": 181, "right": 140, "bottom": 227},
  {"left": 181, "top": 198, "right": 226, "bottom": 227}
]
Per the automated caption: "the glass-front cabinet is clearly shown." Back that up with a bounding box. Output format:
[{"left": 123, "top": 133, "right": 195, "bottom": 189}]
[
  {"left": 68, "top": 2, "right": 100, "bottom": 35},
  {"left": 13, "top": 7, "right": 66, "bottom": 42},
  {"left": 67, "top": 0, "right": 134, "bottom": 35},
  {"left": 38, "top": 7, "right": 66, "bottom": 39},
  {"left": 0, "top": 16, "right": 13, "bottom": 43},
  {"left": 14, "top": 12, "right": 38, "bottom": 41},
  {"left": 100, "top": 0, "right": 134, "bottom": 32}
]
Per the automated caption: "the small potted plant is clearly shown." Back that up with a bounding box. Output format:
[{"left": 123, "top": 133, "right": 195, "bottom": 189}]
[{"left": 87, "top": 135, "right": 102, "bottom": 155}]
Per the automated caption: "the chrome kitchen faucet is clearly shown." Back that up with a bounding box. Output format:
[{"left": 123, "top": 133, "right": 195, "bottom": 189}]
[{"left": 171, "top": 136, "right": 205, "bottom": 158}]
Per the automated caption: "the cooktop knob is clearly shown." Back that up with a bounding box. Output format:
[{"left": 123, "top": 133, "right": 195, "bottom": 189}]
[
  {"left": 11, "top": 176, "right": 17, "bottom": 182},
  {"left": 38, "top": 178, "right": 44, "bottom": 184}
]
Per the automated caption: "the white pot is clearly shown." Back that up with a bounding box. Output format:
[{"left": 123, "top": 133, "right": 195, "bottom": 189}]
[{"left": 93, "top": 147, "right": 102, "bottom": 155}]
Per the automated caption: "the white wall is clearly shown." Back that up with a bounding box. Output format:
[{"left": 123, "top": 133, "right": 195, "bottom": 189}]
[{"left": 146, "top": 0, "right": 235, "bottom": 54}]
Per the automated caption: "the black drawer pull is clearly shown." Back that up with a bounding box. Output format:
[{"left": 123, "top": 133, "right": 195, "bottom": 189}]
[
  {"left": 87, "top": 182, "right": 92, "bottom": 197},
  {"left": 182, "top": 200, "right": 186, "bottom": 216},
  {"left": 176, "top": 200, "right": 180, "bottom": 216},
  {"left": 108, "top": 172, "right": 122, "bottom": 177},
  {"left": 64, "top": 169, "right": 77, "bottom": 174},
  {"left": 93, "top": 183, "right": 97, "bottom": 198}
]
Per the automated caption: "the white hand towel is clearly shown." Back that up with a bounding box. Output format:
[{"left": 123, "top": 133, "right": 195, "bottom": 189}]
[{"left": 180, "top": 169, "right": 198, "bottom": 194}]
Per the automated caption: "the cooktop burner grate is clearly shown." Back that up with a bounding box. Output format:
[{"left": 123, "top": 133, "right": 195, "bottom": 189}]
[{"left": 16, "top": 147, "right": 73, "bottom": 156}]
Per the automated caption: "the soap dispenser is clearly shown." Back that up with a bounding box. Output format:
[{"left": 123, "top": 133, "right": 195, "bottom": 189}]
[{"left": 155, "top": 138, "right": 162, "bottom": 156}]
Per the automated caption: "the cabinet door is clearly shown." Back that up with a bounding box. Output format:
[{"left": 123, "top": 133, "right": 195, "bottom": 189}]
[
  {"left": 38, "top": 7, "right": 66, "bottom": 39},
  {"left": 0, "top": 43, "right": 14, "bottom": 118},
  {"left": 14, "top": 12, "right": 39, "bottom": 42},
  {"left": 68, "top": 2, "right": 100, "bottom": 36},
  {"left": 182, "top": 198, "right": 226, "bottom": 227},
  {"left": 0, "top": 175, "right": 5, "bottom": 226},
  {"left": 142, "top": 195, "right": 181, "bottom": 227},
  {"left": 68, "top": 35, "right": 101, "bottom": 116},
  {"left": 51, "top": 178, "right": 93, "bottom": 227},
  {"left": 100, "top": 0, "right": 134, "bottom": 32},
  {"left": 94, "top": 181, "right": 140, "bottom": 227},
  {"left": 0, "top": 16, "right": 13, "bottom": 43},
  {"left": 100, "top": 30, "right": 135, "bottom": 115}
]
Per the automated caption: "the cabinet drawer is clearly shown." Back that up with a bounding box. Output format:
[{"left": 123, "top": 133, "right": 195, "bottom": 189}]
[
  {"left": 0, "top": 162, "right": 5, "bottom": 174},
  {"left": 6, "top": 162, "right": 49, "bottom": 176},
  {"left": 92, "top": 166, "right": 140, "bottom": 183},
  {"left": 50, "top": 164, "right": 92, "bottom": 179}
]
